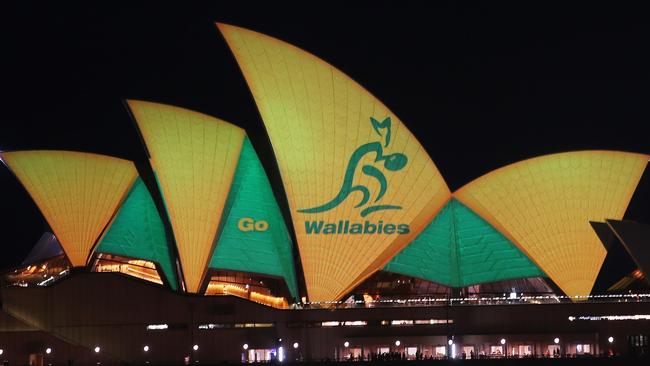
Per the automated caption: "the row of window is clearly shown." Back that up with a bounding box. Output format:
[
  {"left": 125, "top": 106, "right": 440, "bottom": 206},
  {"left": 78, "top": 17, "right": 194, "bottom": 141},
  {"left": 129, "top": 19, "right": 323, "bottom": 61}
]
[
  {"left": 145, "top": 318, "right": 453, "bottom": 331},
  {"left": 288, "top": 319, "right": 452, "bottom": 328}
]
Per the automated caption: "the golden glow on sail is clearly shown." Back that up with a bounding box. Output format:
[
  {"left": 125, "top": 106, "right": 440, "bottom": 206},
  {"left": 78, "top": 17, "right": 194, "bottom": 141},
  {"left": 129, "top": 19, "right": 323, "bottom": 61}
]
[
  {"left": 218, "top": 23, "right": 451, "bottom": 302},
  {"left": 127, "top": 100, "right": 245, "bottom": 293},
  {"left": 454, "top": 151, "right": 648, "bottom": 299},
  {"left": 0, "top": 151, "right": 137, "bottom": 266}
]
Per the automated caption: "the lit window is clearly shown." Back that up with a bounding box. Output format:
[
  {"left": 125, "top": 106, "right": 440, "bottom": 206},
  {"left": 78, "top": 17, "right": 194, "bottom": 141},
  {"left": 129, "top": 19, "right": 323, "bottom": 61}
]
[
  {"left": 146, "top": 324, "right": 168, "bottom": 330},
  {"left": 391, "top": 320, "right": 413, "bottom": 326},
  {"left": 93, "top": 254, "right": 162, "bottom": 285},
  {"left": 205, "top": 276, "right": 288, "bottom": 309},
  {"left": 576, "top": 344, "right": 591, "bottom": 354},
  {"left": 233, "top": 323, "right": 275, "bottom": 328},
  {"left": 198, "top": 323, "right": 229, "bottom": 330},
  {"left": 321, "top": 321, "right": 340, "bottom": 327},
  {"left": 343, "top": 321, "right": 367, "bottom": 326}
]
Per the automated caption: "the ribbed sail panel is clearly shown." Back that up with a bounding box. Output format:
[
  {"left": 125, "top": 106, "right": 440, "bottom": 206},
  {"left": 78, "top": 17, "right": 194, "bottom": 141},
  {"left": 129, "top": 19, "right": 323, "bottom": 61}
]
[
  {"left": 96, "top": 177, "right": 178, "bottom": 290},
  {"left": 455, "top": 151, "right": 648, "bottom": 299},
  {"left": 210, "top": 137, "right": 299, "bottom": 299},
  {"left": 219, "top": 23, "right": 450, "bottom": 302},
  {"left": 127, "top": 100, "right": 245, "bottom": 293},
  {"left": 451, "top": 199, "right": 545, "bottom": 286},
  {"left": 384, "top": 198, "right": 545, "bottom": 287},
  {"left": 384, "top": 199, "right": 455, "bottom": 286},
  {"left": 0, "top": 150, "right": 137, "bottom": 266}
]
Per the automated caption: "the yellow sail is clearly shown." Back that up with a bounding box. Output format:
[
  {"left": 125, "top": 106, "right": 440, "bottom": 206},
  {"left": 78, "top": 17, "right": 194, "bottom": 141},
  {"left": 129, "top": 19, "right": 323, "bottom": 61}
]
[
  {"left": 127, "top": 100, "right": 245, "bottom": 293},
  {"left": 454, "top": 151, "right": 648, "bottom": 299},
  {"left": 218, "top": 23, "right": 451, "bottom": 302},
  {"left": 0, "top": 151, "right": 137, "bottom": 266}
]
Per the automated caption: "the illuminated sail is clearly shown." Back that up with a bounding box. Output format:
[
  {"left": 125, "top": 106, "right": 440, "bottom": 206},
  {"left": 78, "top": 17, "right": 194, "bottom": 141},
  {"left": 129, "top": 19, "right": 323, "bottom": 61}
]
[
  {"left": 385, "top": 198, "right": 545, "bottom": 287},
  {"left": 95, "top": 177, "right": 178, "bottom": 290},
  {"left": 219, "top": 23, "right": 451, "bottom": 301},
  {"left": 454, "top": 151, "right": 648, "bottom": 299},
  {"left": 209, "top": 137, "right": 299, "bottom": 299},
  {"left": 0, "top": 150, "right": 137, "bottom": 266},
  {"left": 128, "top": 100, "right": 245, "bottom": 293}
]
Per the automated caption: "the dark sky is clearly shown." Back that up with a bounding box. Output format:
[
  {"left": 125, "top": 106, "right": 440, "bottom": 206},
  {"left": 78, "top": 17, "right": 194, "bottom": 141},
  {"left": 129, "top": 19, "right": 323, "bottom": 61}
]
[{"left": 1, "top": 2, "right": 648, "bottom": 269}]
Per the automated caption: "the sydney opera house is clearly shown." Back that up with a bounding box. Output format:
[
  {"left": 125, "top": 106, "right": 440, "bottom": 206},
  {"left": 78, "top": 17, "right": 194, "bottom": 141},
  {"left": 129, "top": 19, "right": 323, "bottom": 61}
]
[{"left": 0, "top": 23, "right": 649, "bottom": 365}]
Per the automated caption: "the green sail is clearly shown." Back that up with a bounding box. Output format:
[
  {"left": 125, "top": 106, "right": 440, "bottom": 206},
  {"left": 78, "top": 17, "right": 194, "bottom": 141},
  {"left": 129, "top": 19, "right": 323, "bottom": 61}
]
[
  {"left": 210, "top": 137, "right": 299, "bottom": 299},
  {"left": 384, "top": 198, "right": 544, "bottom": 287},
  {"left": 95, "top": 177, "right": 178, "bottom": 290}
]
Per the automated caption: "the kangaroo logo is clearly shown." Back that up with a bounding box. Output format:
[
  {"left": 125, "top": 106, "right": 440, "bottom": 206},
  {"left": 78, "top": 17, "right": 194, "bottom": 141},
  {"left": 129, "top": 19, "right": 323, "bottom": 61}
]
[{"left": 298, "top": 117, "right": 408, "bottom": 217}]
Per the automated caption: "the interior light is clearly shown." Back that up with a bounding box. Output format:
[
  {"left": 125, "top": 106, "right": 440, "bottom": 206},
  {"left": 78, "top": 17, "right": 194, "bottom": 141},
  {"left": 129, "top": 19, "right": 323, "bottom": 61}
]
[
  {"left": 193, "top": 344, "right": 199, "bottom": 351},
  {"left": 243, "top": 344, "right": 248, "bottom": 350},
  {"left": 146, "top": 324, "right": 168, "bottom": 330},
  {"left": 143, "top": 346, "right": 149, "bottom": 352},
  {"left": 45, "top": 348, "right": 52, "bottom": 354},
  {"left": 344, "top": 341, "right": 349, "bottom": 348},
  {"left": 94, "top": 346, "right": 101, "bottom": 353},
  {"left": 293, "top": 342, "right": 299, "bottom": 349},
  {"left": 448, "top": 339, "right": 453, "bottom": 346},
  {"left": 554, "top": 338, "right": 560, "bottom": 344},
  {"left": 395, "top": 340, "right": 400, "bottom": 347},
  {"left": 500, "top": 339, "right": 506, "bottom": 345},
  {"left": 608, "top": 337, "right": 614, "bottom": 343},
  {"left": 321, "top": 321, "right": 340, "bottom": 327}
]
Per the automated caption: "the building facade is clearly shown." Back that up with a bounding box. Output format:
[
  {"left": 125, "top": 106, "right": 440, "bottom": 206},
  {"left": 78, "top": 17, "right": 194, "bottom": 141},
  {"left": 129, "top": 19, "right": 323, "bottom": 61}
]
[{"left": 1, "top": 23, "right": 650, "bottom": 365}]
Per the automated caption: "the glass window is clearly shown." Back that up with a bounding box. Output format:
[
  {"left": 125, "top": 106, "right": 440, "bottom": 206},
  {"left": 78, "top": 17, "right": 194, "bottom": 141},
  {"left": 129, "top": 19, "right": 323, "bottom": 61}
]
[
  {"left": 576, "top": 344, "right": 591, "bottom": 354},
  {"left": 435, "top": 346, "right": 446, "bottom": 357},
  {"left": 518, "top": 345, "right": 532, "bottom": 356},
  {"left": 490, "top": 345, "right": 504, "bottom": 356}
]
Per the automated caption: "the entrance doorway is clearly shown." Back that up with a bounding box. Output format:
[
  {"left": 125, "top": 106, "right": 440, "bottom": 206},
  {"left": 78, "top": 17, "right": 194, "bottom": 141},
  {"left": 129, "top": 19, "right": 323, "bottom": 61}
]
[
  {"left": 518, "top": 345, "right": 533, "bottom": 357},
  {"left": 405, "top": 347, "right": 417, "bottom": 359},
  {"left": 461, "top": 346, "right": 474, "bottom": 359},
  {"left": 246, "top": 349, "right": 275, "bottom": 363}
]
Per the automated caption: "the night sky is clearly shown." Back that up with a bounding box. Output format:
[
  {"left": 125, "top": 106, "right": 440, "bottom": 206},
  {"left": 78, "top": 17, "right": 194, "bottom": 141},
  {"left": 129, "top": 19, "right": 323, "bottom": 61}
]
[{"left": 1, "top": 2, "right": 648, "bottom": 269}]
